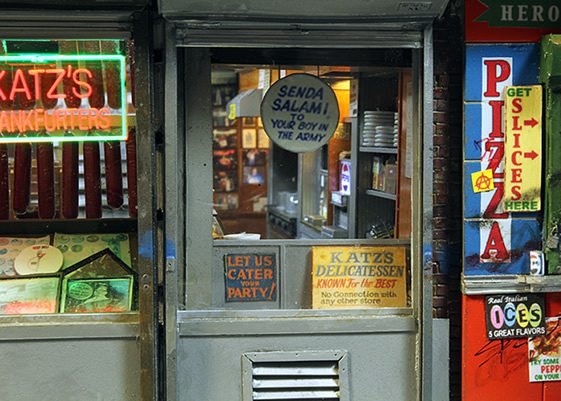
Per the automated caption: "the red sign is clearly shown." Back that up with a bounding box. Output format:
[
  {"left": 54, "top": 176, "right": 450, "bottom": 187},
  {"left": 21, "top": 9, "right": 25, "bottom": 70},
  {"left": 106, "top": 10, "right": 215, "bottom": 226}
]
[
  {"left": 466, "top": 0, "right": 561, "bottom": 43},
  {"left": 0, "top": 55, "right": 126, "bottom": 143}
]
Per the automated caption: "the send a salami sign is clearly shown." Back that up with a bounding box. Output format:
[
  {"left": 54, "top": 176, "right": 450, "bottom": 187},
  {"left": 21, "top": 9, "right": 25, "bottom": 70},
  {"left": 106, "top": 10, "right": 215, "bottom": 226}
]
[{"left": 261, "top": 73, "right": 339, "bottom": 153}]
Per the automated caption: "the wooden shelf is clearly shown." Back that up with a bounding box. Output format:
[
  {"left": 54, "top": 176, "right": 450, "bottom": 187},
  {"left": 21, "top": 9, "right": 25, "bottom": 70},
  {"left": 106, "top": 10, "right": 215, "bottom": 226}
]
[
  {"left": 359, "top": 146, "right": 398, "bottom": 154},
  {"left": 365, "top": 189, "right": 396, "bottom": 201}
]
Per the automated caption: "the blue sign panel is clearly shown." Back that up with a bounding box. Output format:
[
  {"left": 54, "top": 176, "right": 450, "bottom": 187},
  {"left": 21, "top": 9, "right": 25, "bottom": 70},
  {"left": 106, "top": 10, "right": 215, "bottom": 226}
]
[
  {"left": 224, "top": 254, "right": 277, "bottom": 302},
  {"left": 464, "top": 219, "right": 541, "bottom": 275},
  {"left": 463, "top": 43, "right": 542, "bottom": 276},
  {"left": 464, "top": 44, "right": 539, "bottom": 102}
]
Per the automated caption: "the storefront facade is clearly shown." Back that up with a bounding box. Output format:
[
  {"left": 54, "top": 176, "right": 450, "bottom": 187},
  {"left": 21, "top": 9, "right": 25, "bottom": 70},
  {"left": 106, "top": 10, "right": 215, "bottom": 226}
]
[
  {"left": 462, "top": 1, "right": 561, "bottom": 400},
  {"left": 160, "top": 1, "right": 449, "bottom": 401},
  {"left": 0, "top": 2, "right": 161, "bottom": 401},
  {"left": 0, "top": 1, "right": 459, "bottom": 401}
]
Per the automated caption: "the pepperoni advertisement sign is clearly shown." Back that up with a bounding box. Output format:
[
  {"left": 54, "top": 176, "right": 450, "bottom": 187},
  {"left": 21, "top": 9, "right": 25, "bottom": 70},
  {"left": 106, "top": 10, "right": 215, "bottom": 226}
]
[
  {"left": 0, "top": 54, "right": 126, "bottom": 143},
  {"left": 261, "top": 73, "right": 339, "bottom": 153}
]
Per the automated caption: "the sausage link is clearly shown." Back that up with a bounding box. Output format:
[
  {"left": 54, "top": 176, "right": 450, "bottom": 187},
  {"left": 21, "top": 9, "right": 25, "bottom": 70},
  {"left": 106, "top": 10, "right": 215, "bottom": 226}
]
[
  {"left": 104, "top": 141, "right": 123, "bottom": 208},
  {"left": 36, "top": 142, "right": 55, "bottom": 218},
  {"left": 61, "top": 142, "right": 79, "bottom": 218},
  {"left": 83, "top": 142, "right": 102, "bottom": 218},
  {"left": 12, "top": 143, "right": 31, "bottom": 215}
]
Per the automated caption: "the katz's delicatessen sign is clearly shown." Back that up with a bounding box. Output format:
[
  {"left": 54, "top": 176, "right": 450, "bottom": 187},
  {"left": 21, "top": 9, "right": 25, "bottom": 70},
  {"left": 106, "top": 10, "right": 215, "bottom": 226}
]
[
  {"left": 312, "top": 246, "right": 407, "bottom": 308},
  {"left": 0, "top": 54, "right": 127, "bottom": 143}
]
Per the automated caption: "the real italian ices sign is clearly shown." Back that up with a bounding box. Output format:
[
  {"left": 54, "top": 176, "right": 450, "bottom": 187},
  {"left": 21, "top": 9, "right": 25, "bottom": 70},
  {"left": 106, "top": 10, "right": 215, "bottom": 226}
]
[
  {"left": 485, "top": 293, "right": 545, "bottom": 339},
  {"left": 260, "top": 73, "right": 340, "bottom": 153}
]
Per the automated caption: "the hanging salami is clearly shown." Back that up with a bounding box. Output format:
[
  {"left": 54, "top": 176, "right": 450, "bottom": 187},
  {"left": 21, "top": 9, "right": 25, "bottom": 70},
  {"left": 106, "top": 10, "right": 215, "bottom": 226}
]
[
  {"left": 61, "top": 141, "right": 79, "bottom": 219},
  {"left": 36, "top": 142, "right": 55, "bottom": 219},
  {"left": 104, "top": 141, "right": 123, "bottom": 208},
  {"left": 12, "top": 143, "right": 31, "bottom": 215},
  {"left": 83, "top": 141, "right": 102, "bottom": 218}
]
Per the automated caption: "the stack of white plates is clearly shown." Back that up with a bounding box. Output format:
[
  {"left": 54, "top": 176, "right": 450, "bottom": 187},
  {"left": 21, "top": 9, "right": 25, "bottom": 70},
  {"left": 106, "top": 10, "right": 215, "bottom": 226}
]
[{"left": 361, "top": 111, "right": 398, "bottom": 148}]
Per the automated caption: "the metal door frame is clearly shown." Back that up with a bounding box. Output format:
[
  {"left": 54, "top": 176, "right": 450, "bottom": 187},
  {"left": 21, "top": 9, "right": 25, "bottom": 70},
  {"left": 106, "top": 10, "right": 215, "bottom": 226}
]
[{"left": 163, "top": 21, "right": 435, "bottom": 401}]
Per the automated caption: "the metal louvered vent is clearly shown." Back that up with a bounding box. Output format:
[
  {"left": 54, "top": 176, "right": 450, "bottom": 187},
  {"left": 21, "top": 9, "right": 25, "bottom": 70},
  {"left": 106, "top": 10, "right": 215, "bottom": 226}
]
[{"left": 243, "top": 351, "right": 348, "bottom": 401}]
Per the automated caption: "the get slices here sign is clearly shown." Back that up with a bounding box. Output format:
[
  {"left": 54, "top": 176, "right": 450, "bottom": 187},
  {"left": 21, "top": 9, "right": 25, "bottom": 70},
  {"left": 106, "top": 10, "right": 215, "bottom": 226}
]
[{"left": 503, "top": 85, "right": 542, "bottom": 212}]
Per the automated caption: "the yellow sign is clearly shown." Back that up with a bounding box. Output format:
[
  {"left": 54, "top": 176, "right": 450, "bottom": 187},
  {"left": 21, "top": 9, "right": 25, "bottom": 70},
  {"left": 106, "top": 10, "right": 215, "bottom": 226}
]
[
  {"left": 228, "top": 103, "right": 237, "bottom": 120},
  {"left": 312, "top": 246, "right": 407, "bottom": 309},
  {"left": 471, "top": 169, "right": 495, "bottom": 193},
  {"left": 504, "top": 85, "right": 542, "bottom": 212}
]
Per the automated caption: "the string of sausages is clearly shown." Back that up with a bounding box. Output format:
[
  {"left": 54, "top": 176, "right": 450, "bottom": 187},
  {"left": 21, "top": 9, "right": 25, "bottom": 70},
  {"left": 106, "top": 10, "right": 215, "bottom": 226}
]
[{"left": 0, "top": 40, "right": 137, "bottom": 220}]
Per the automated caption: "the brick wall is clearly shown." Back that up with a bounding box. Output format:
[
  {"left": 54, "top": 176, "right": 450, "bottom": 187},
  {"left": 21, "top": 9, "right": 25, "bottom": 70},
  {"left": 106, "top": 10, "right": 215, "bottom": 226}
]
[{"left": 432, "top": 1, "right": 464, "bottom": 401}]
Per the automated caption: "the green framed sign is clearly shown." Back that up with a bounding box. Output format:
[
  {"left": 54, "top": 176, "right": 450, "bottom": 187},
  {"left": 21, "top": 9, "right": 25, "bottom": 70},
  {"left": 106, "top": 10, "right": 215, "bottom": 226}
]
[{"left": 0, "top": 54, "right": 127, "bottom": 143}]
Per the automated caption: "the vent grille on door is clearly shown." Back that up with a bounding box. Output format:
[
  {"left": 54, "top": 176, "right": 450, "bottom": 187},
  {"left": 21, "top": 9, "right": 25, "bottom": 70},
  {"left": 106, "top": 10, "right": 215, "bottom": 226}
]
[{"left": 243, "top": 351, "right": 348, "bottom": 401}]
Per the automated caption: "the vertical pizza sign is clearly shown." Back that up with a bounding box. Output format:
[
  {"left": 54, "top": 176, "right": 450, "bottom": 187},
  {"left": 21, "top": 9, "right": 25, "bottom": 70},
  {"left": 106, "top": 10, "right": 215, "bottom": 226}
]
[
  {"left": 463, "top": 44, "right": 542, "bottom": 275},
  {"left": 503, "top": 85, "right": 542, "bottom": 212}
]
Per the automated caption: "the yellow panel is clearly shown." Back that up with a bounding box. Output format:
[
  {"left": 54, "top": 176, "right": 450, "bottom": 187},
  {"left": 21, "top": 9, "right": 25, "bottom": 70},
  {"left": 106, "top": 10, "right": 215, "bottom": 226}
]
[
  {"left": 312, "top": 246, "right": 407, "bottom": 309},
  {"left": 504, "top": 85, "right": 542, "bottom": 212}
]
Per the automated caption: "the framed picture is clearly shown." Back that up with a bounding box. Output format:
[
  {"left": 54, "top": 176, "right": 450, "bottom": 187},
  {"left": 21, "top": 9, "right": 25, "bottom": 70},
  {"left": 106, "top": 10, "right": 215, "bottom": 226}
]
[
  {"left": 0, "top": 276, "right": 60, "bottom": 315},
  {"left": 258, "top": 128, "right": 270, "bottom": 149},
  {"left": 61, "top": 277, "right": 133, "bottom": 313},
  {"left": 243, "top": 117, "right": 256, "bottom": 127},
  {"left": 214, "top": 193, "right": 239, "bottom": 210},
  {"left": 243, "top": 149, "right": 267, "bottom": 166},
  {"left": 242, "top": 128, "right": 257, "bottom": 148},
  {"left": 213, "top": 128, "right": 237, "bottom": 149},
  {"left": 213, "top": 149, "right": 238, "bottom": 170},
  {"left": 213, "top": 171, "right": 238, "bottom": 192},
  {"left": 243, "top": 166, "right": 266, "bottom": 185}
]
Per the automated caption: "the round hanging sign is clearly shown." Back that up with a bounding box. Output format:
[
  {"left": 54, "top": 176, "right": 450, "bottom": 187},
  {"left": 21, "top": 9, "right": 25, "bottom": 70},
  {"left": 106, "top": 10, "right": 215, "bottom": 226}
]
[{"left": 260, "top": 73, "right": 340, "bottom": 153}]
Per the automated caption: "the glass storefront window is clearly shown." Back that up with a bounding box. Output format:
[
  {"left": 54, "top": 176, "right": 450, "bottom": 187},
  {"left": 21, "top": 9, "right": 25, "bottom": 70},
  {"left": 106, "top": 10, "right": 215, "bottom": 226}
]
[
  {"left": 0, "top": 39, "right": 138, "bottom": 316},
  {"left": 184, "top": 48, "right": 417, "bottom": 312}
]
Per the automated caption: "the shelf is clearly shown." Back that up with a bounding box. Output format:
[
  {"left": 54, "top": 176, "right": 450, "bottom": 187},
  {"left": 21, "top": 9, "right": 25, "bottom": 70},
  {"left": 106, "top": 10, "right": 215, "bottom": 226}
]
[
  {"left": 365, "top": 189, "right": 396, "bottom": 201},
  {"left": 359, "top": 146, "right": 398, "bottom": 154},
  {"left": 462, "top": 274, "right": 561, "bottom": 295}
]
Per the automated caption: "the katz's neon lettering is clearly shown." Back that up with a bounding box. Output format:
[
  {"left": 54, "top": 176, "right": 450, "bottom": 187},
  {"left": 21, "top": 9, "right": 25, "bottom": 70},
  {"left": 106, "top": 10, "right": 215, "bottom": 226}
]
[
  {"left": 0, "top": 70, "right": 7, "bottom": 101},
  {"left": 9, "top": 69, "right": 32, "bottom": 101},
  {"left": 45, "top": 69, "right": 66, "bottom": 99},
  {"left": 0, "top": 66, "right": 100, "bottom": 102},
  {"left": 72, "top": 68, "right": 93, "bottom": 99},
  {"left": 28, "top": 69, "right": 45, "bottom": 100}
]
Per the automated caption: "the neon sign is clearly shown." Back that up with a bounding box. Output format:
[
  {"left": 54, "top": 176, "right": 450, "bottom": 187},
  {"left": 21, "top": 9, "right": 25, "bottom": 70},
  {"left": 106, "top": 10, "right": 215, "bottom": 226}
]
[{"left": 0, "top": 54, "right": 127, "bottom": 143}]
